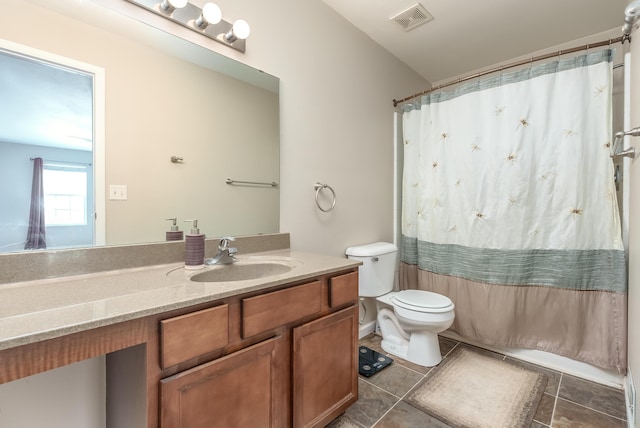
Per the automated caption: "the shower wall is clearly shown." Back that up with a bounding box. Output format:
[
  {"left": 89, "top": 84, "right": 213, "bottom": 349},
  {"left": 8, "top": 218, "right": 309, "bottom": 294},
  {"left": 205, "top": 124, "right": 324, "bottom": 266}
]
[
  {"left": 612, "top": 47, "right": 627, "bottom": 246},
  {"left": 626, "top": 17, "right": 640, "bottom": 426}
]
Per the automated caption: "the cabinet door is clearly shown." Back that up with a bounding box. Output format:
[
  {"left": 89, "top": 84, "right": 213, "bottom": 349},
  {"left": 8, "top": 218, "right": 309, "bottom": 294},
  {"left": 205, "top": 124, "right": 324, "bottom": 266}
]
[
  {"left": 292, "top": 306, "right": 358, "bottom": 428},
  {"left": 161, "top": 336, "right": 285, "bottom": 428}
]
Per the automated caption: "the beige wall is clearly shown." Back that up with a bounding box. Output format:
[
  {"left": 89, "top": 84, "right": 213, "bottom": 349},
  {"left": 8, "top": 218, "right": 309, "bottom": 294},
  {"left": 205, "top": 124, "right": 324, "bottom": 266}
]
[
  {"left": 170, "top": 0, "right": 430, "bottom": 256},
  {"left": 627, "top": 8, "right": 640, "bottom": 425}
]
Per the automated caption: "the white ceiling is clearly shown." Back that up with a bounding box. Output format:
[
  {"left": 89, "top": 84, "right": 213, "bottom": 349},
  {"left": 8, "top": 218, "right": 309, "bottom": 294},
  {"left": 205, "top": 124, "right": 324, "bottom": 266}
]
[
  {"left": 0, "top": 50, "right": 93, "bottom": 151},
  {"left": 321, "top": 0, "right": 628, "bottom": 83}
]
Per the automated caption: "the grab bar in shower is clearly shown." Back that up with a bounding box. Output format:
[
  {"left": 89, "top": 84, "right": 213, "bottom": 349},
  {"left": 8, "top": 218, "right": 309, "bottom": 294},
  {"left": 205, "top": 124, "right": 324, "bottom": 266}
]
[{"left": 611, "top": 127, "right": 640, "bottom": 159}]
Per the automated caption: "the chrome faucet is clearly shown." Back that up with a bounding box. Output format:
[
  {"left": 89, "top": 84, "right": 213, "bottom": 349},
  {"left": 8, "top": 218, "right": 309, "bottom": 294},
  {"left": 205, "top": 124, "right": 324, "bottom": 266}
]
[{"left": 205, "top": 237, "right": 238, "bottom": 265}]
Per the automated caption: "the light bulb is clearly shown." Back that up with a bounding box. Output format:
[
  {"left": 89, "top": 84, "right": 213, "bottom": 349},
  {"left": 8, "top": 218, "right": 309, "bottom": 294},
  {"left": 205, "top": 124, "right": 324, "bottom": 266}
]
[
  {"left": 160, "top": 0, "right": 187, "bottom": 13},
  {"left": 232, "top": 19, "right": 251, "bottom": 40},
  {"left": 195, "top": 2, "right": 222, "bottom": 28}
]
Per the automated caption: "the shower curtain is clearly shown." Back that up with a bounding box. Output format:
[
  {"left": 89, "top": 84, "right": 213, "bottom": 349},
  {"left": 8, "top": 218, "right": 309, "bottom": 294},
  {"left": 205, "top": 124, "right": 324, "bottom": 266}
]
[{"left": 400, "top": 49, "right": 627, "bottom": 372}]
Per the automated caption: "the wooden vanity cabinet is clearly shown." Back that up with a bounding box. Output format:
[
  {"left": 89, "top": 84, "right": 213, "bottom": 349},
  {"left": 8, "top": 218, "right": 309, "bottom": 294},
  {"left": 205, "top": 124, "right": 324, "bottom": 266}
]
[
  {"left": 157, "top": 269, "right": 359, "bottom": 428},
  {"left": 0, "top": 266, "right": 360, "bottom": 428}
]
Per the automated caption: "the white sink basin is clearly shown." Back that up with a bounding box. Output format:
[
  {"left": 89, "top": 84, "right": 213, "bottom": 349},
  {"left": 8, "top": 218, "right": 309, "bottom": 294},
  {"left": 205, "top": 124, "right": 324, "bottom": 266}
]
[
  {"left": 167, "top": 256, "right": 303, "bottom": 283},
  {"left": 191, "top": 263, "right": 293, "bottom": 282}
]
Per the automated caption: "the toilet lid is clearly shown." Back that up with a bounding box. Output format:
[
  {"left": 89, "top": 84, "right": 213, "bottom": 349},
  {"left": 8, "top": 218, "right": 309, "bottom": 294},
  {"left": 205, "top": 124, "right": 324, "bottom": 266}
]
[{"left": 392, "top": 290, "right": 453, "bottom": 311}]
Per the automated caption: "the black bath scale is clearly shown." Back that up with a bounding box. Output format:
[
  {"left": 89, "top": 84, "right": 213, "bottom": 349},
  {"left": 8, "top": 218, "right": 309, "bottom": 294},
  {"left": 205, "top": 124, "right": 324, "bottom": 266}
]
[{"left": 358, "top": 346, "right": 393, "bottom": 377}]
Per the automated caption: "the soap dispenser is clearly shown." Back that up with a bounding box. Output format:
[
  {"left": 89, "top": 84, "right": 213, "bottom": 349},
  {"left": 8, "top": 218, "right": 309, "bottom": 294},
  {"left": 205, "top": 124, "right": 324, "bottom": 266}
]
[
  {"left": 184, "top": 219, "right": 205, "bottom": 269},
  {"left": 165, "top": 218, "right": 184, "bottom": 241}
]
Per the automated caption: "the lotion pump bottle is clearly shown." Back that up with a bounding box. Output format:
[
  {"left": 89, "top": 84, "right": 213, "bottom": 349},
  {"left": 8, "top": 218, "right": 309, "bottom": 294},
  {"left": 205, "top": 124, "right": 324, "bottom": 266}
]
[
  {"left": 184, "top": 219, "right": 205, "bottom": 269},
  {"left": 165, "top": 217, "right": 184, "bottom": 241}
]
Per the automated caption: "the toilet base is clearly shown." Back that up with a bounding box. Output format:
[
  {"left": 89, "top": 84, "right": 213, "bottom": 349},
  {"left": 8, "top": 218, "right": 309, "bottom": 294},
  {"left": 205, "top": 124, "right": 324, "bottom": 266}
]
[
  {"left": 380, "top": 331, "right": 443, "bottom": 367},
  {"left": 377, "top": 305, "right": 451, "bottom": 367}
]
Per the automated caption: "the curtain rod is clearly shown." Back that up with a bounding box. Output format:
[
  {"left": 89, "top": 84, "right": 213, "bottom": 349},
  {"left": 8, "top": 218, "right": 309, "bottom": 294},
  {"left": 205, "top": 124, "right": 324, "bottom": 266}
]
[
  {"left": 392, "top": 36, "right": 625, "bottom": 107},
  {"left": 30, "top": 157, "right": 92, "bottom": 166}
]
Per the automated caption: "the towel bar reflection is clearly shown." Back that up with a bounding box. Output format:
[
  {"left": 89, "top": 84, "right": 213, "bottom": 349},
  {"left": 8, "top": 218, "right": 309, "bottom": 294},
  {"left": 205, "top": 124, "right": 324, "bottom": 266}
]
[
  {"left": 314, "top": 182, "right": 336, "bottom": 212},
  {"left": 225, "top": 179, "right": 278, "bottom": 187}
]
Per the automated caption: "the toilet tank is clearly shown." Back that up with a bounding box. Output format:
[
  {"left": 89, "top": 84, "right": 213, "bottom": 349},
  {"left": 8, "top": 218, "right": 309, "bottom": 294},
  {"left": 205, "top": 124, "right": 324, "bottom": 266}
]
[{"left": 345, "top": 242, "right": 398, "bottom": 297}]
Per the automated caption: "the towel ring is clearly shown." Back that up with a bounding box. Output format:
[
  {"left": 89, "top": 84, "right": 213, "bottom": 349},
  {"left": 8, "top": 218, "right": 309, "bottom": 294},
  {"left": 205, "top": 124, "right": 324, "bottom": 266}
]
[{"left": 314, "top": 182, "right": 336, "bottom": 212}]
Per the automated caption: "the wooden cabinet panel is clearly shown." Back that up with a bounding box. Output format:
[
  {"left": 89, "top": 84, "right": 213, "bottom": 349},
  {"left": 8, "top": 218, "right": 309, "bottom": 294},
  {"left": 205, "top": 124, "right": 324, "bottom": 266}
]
[
  {"left": 292, "top": 306, "right": 358, "bottom": 428},
  {"left": 160, "top": 336, "right": 285, "bottom": 428},
  {"left": 329, "top": 271, "right": 358, "bottom": 308},
  {"left": 160, "top": 304, "right": 229, "bottom": 368},
  {"left": 242, "top": 280, "right": 323, "bottom": 338}
]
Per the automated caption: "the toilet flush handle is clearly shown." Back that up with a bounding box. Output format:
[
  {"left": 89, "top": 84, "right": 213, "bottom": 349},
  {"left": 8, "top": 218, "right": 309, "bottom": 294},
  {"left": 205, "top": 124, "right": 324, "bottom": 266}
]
[{"left": 372, "top": 257, "right": 379, "bottom": 262}]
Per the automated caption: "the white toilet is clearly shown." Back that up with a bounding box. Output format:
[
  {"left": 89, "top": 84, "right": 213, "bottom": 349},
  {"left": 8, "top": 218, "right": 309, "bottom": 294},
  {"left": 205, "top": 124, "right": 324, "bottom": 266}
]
[{"left": 346, "top": 242, "right": 455, "bottom": 367}]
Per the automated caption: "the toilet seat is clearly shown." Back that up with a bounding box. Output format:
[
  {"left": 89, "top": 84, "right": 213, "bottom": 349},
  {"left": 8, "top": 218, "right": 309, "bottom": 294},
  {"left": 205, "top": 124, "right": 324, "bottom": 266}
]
[{"left": 391, "top": 290, "right": 454, "bottom": 313}]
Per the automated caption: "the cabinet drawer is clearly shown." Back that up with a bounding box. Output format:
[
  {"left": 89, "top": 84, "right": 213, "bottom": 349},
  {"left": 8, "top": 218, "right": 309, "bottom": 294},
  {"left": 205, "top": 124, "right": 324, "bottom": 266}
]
[
  {"left": 242, "top": 281, "right": 323, "bottom": 338},
  {"left": 329, "top": 271, "right": 358, "bottom": 308},
  {"left": 160, "top": 304, "right": 229, "bottom": 368}
]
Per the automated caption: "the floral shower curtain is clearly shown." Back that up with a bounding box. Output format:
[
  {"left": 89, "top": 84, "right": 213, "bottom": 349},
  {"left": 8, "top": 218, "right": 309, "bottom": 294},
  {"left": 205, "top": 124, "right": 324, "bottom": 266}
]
[{"left": 400, "top": 49, "right": 627, "bottom": 372}]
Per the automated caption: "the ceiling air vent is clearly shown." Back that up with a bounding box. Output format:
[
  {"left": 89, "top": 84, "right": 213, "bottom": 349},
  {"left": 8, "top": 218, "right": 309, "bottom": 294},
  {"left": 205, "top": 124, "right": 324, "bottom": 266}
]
[{"left": 390, "top": 3, "right": 434, "bottom": 32}]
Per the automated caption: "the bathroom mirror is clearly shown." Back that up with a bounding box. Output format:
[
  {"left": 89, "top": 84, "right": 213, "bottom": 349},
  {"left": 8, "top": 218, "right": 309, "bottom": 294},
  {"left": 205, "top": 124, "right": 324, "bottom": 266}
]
[{"left": 0, "top": 0, "right": 279, "bottom": 253}]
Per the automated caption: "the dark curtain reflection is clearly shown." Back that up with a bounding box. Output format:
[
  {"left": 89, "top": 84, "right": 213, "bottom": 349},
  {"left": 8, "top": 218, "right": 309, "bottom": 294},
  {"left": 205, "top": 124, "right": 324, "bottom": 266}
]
[{"left": 24, "top": 157, "right": 46, "bottom": 250}]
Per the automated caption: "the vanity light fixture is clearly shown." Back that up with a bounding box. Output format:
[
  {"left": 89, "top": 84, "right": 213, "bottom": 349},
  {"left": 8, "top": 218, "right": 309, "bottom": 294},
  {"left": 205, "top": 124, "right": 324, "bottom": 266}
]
[{"left": 126, "top": 0, "right": 250, "bottom": 52}]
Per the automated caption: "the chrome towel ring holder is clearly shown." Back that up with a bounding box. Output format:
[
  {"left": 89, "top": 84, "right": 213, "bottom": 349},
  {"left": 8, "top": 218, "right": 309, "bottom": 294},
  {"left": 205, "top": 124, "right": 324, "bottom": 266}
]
[{"left": 314, "top": 182, "right": 336, "bottom": 212}]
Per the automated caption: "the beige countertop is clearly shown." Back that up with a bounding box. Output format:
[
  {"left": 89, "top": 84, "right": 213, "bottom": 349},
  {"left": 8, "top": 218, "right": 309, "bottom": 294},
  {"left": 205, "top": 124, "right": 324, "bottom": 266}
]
[{"left": 0, "top": 249, "right": 361, "bottom": 351}]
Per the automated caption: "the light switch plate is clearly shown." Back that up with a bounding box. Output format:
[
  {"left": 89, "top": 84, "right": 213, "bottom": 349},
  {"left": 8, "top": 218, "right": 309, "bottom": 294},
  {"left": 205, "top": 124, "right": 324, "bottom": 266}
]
[{"left": 109, "top": 185, "right": 128, "bottom": 200}]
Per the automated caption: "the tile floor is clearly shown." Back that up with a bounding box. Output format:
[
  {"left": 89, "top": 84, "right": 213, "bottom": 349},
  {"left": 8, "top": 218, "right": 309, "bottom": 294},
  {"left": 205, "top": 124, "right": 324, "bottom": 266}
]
[{"left": 328, "top": 334, "right": 627, "bottom": 428}]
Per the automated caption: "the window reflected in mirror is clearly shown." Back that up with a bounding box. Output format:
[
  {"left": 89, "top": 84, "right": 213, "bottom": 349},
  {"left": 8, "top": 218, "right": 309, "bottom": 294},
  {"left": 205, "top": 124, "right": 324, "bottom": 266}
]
[{"left": 0, "top": 46, "right": 97, "bottom": 253}]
